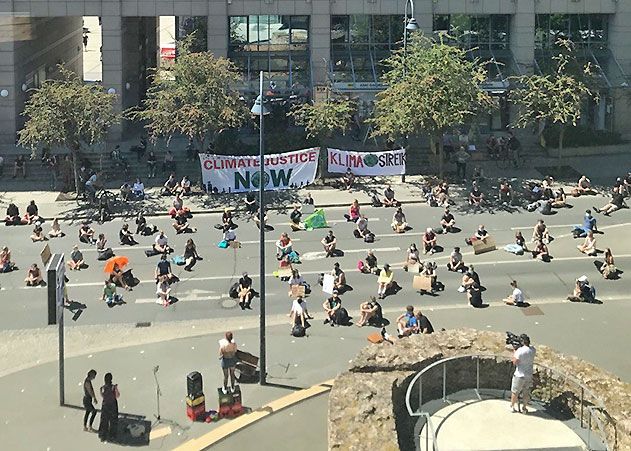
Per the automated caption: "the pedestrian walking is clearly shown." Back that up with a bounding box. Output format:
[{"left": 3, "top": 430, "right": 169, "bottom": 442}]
[
  {"left": 219, "top": 332, "right": 238, "bottom": 393},
  {"left": 510, "top": 335, "right": 536, "bottom": 413},
  {"left": 98, "top": 372, "right": 119, "bottom": 442},
  {"left": 83, "top": 369, "right": 98, "bottom": 432}
]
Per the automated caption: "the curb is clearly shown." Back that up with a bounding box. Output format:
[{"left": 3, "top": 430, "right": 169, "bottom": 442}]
[{"left": 173, "top": 380, "right": 334, "bottom": 451}]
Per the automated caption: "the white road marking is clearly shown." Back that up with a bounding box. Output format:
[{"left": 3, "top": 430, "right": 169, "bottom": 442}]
[
  {"left": 300, "top": 246, "right": 400, "bottom": 261},
  {"left": 82, "top": 238, "right": 301, "bottom": 252}
]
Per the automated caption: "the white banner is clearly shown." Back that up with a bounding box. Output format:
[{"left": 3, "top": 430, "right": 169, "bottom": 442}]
[
  {"left": 199, "top": 148, "right": 320, "bottom": 193},
  {"left": 327, "top": 148, "right": 406, "bottom": 176}
]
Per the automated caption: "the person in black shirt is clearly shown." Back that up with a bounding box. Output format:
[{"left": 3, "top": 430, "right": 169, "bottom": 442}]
[
  {"left": 594, "top": 192, "right": 627, "bottom": 216},
  {"left": 468, "top": 182, "right": 485, "bottom": 206},
  {"left": 155, "top": 254, "right": 176, "bottom": 283},
  {"left": 173, "top": 211, "right": 197, "bottom": 234},
  {"left": 119, "top": 223, "right": 138, "bottom": 245},
  {"left": 415, "top": 311, "right": 434, "bottom": 334},
  {"left": 465, "top": 224, "right": 489, "bottom": 246},
  {"left": 183, "top": 238, "right": 201, "bottom": 271},
  {"left": 244, "top": 192, "right": 257, "bottom": 215},
  {"left": 289, "top": 205, "right": 303, "bottom": 231},
  {"left": 323, "top": 290, "right": 342, "bottom": 326},
  {"left": 13, "top": 155, "right": 26, "bottom": 178},
  {"left": 25, "top": 200, "right": 41, "bottom": 224},
  {"left": 440, "top": 208, "right": 456, "bottom": 233},
  {"left": 147, "top": 151, "right": 157, "bottom": 178},
  {"left": 363, "top": 249, "right": 378, "bottom": 274},
  {"left": 83, "top": 369, "right": 98, "bottom": 432},
  {"left": 321, "top": 231, "right": 337, "bottom": 257},
  {"left": 238, "top": 272, "right": 253, "bottom": 309},
  {"left": 4, "top": 203, "right": 26, "bottom": 226}
]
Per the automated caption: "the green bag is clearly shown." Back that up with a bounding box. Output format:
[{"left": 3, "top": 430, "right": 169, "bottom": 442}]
[{"left": 304, "top": 209, "right": 328, "bottom": 231}]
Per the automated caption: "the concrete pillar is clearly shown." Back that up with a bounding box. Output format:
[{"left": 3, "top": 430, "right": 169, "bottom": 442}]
[
  {"left": 609, "top": 2, "right": 631, "bottom": 135},
  {"left": 208, "top": 2, "right": 228, "bottom": 58},
  {"left": 510, "top": 0, "right": 535, "bottom": 75},
  {"left": 0, "top": 18, "right": 17, "bottom": 144},
  {"left": 101, "top": 15, "right": 124, "bottom": 141},
  {"left": 311, "top": 0, "right": 331, "bottom": 87}
]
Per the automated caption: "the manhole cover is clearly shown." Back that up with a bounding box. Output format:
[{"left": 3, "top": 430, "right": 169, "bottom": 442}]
[
  {"left": 521, "top": 306, "right": 544, "bottom": 316},
  {"left": 221, "top": 298, "right": 238, "bottom": 309},
  {"left": 135, "top": 321, "right": 152, "bottom": 327}
]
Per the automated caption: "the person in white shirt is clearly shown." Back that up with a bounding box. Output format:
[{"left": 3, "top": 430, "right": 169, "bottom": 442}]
[
  {"left": 153, "top": 231, "right": 170, "bottom": 254},
  {"left": 132, "top": 178, "right": 145, "bottom": 199},
  {"left": 289, "top": 296, "right": 310, "bottom": 328},
  {"left": 510, "top": 334, "right": 536, "bottom": 413},
  {"left": 504, "top": 280, "right": 525, "bottom": 306}
]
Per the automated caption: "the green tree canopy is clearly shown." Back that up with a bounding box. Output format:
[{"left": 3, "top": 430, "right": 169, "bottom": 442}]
[
  {"left": 18, "top": 65, "right": 119, "bottom": 193},
  {"left": 370, "top": 34, "right": 495, "bottom": 175},
  {"left": 129, "top": 37, "right": 248, "bottom": 150},
  {"left": 289, "top": 97, "right": 355, "bottom": 141},
  {"left": 509, "top": 39, "right": 596, "bottom": 160}
]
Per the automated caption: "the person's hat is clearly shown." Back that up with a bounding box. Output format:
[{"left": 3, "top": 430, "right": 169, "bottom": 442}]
[
  {"left": 333, "top": 289, "right": 339, "bottom": 294},
  {"left": 578, "top": 275, "right": 588, "bottom": 282}
]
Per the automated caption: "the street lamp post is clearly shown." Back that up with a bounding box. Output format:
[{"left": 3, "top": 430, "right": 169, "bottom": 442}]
[
  {"left": 250, "top": 71, "right": 270, "bottom": 385},
  {"left": 402, "top": 0, "right": 419, "bottom": 183}
]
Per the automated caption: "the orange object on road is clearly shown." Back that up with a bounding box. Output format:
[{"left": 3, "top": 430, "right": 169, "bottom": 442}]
[{"left": 103, "top": 256, "right": 129, "bottom": 273}]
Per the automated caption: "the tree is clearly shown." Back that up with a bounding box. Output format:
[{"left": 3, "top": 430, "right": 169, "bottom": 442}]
[
  {"left": 370, "top": 34, "right": 495, "bottom": 177},
  {"left": 289, "top": 96, "right": 355, "bottom": 177},
  {"left": 18, "top": 65, "right": 119, "bottom": 194},
  {"left": 509, "top": 40, "right": 596, "bottom": 168},
  {"left": 129, "top": 37, "right": 248, "bottom": 151}
]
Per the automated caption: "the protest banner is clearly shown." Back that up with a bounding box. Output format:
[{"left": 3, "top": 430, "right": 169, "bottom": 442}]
[{"left": 327, "top": 148, "right": 406, "bottom": 176}]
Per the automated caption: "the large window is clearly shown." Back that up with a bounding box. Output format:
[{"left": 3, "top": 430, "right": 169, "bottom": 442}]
[
  {"left": 535, "top": 14, "right": 608, "bottom": 50},
  {"left": 228, "top": 15, "right": 310, "bottom": 92},
  {"left": 330, "top": 15, "right": 404, "bottom": 85},
  {"left": 433, "top": 14, "right": 509, "bottom": 50}
]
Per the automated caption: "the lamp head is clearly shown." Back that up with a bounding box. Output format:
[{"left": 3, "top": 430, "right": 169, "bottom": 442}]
[
  {"left": 250, "top": 95, "right": 270, "bottom": 116},
  {"left": 406, "top": 18, "right": 419, "bottom": 32}
]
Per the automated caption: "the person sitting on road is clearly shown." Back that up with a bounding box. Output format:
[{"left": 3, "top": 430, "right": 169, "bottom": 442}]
[
  {"left": 67, "top": 245, "right": 85, "bottom": 271},
  {"left": 377, "top": 264, "right": 394, "bottom": 300},
  {"left": 156, "top": 275, "right": 171, "bottom": 307},
  {"left": 465, "top": 224, "right": 489, "bottom": 246},
  {"left": 504, "top": 280, "right": 525, "bottom": 306},
  {"left": 551, "top": 187, "right": 568, "bottom": 208},
  {"left": 505, "top": 231, "right": 527, "bottom": 255},
  {"left": 568, "top": 275, "right": 596, "bottom": 303},
  {"left": 289, "top": 204, "right": 303, "bottom": 231},
  {"left": 24, "top": 263, "right": 43, "bottom": 286},
  {"left": 356, "top": 215, "right": 370, "bottom": 239},
  {"left": 169, "top": 193, "right": 192, "bottom": 219},
  {"left": 440, "top": 207, "right": 456, "bottom": 233},
  {"left": 162, "top": 173, "right": 179, "bottom": 196},
  {"left": 397, "top": 305, "right": 419, "bottom": 337},
  {"left": 102, "top": 279, "right": 124, "bottom": 307},
  {"left": 360, "top": 249, "right": 379, "bottom": 274},
  {"left": 572, "top": 210, "right": 598, "bottom": 238},
  {"left": 576, "top": 175, "right": 592, "bottom": 195},
  {"left": 599, "top": 248, "right": 618, "bottom": 279},
  {"left": 155, "top": 253, "right": 177, "bottom": 284},
  {"left": 531, "top": 239, "right": 550, "bottom": 262},
  {"left": 403, "top": 244, "right": 420, "bottom": 272},
  {"left": 276, "top": 232, "right": 293, "bottom": 260},
  {"left": 434, "top": 182, "right": 451, "bottom": 207},
  {"left": 415, "top": 310, "right": 435, "bottom": 334},
  {"left": 594, "top": 190, "right": 627, "bottom": 216},
  {"left": 25, "top": 200, "right": 41, "bottom": 224},
  {"left": 135, "top": 212, "right": 156, "bottom": 236},
  {"left": 468, "top": 181, "right": 485, "bottom": 206},
  {"left": 119, "top": 182, "right": 132, "bottom": 202},
  {"left": 288, "top": 269, "right": 311, "bottom": 295},
  {"left": 577, "top": 230, "right": 597, "bottom": 256},
  {"left": 173, "top": 210, "right": 197, "bottom": 234},
  {"left": 96, "top": 233, "right": 113, "bottom": 260},
  {"left": 110, "top": 262, "right": 131, "bottom": 291},
  {"left": 322, "top": 230, "right": 337, "bottom": 257},
  {"left": 48, "top": 218, "right": 64, "bottom": 238},
  {"left": 5, "top": 203, "right": 26, "bottom": 226},
  {"left": 132, "top": 177, "right": 145, "bottom": 200},
  {"left": 420, "top": 261, "right": 440, "bottom": 294},
  {"left": 29, "top": 222, "right": 46, "bottom": 242},
  {"left": 0, "top": 246, "right": 16, "bottom": 273},
  {"left": 382, "top": 185, "right": 400, "bottom": 207},
  {"left": 220, "top": 223, "right": 236, "bottom": 244},
  {"left": 244, "top": 192, "right": 258, "bottom": 215},
  {"left": 422, "top": 227, "right": 437, "bottom": 255},
  {"left": 253, "top": 207, "right": 268, "bottom": 229},
  {"left": 331, "top": 262, "right": 346, "bottom": 290},
  {"left": 498, "top": 179, "right": 512, "bottom": 205},
  {"left": 238, "top": 272, "right": 253, "bottom": 310},
  {"left": 344, "top": 199, "right": 361, "bottom": 223},
  {"left": 342, "top": 168, "right": 355, "bottom": 191},
  {"left": 532, "top": 219, "right": 551, "bottom": 244},
  {"left": 178, "top": 175, "right": 192, "bottom": 196},
  {"left": 183, "top": 238, "right": 201, "bottom": 272},
  {"left": 78, "top": 221, "right": 96, "bottom": 244},
  {"left": 391, "top": 207, "right": 408, "bottom": 234},
  {"left": 119, "top": 223, "right": 138, "bottom": 246},
  {"left": 289, "top": 296, "right": 309, "bottom": 329},
  {"left": 323, "top": 290, "right": 343, "bottom": 326},
  {"left": 153, "top": 231, "right": 171, "bottom": 254},
  {"left": 356, "top": 296, "right": 380, "bottom": 327},
  {"left": 447, "top": 246, "right": 466, "bottom": 272}
]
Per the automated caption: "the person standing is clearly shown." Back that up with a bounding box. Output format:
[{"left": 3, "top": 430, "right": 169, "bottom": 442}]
[
  {"left": 454, "top": 146, "right": 470, "bottom": 182},
  {"left": 510, "top": 335, "right": 536, "bottom": 413},
  {"left": 98, "top": 373, "right": 120, "bottom": 442},
  {"left": 83, "top": 369, "right": 98, "bottom": 432},
  {"left": 219, "top": 332, "right": 238, "bottom": 393}
]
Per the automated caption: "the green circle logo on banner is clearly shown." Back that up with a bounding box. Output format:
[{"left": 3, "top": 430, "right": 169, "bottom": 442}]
[
  {"left": 251, "top": 171, "right": 271, "bottom": 188},
  {"left": 363, "top": 154, "right": 378, "bottom": 167}
]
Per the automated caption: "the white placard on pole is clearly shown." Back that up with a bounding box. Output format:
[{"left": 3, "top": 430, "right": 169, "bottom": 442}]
[{"left": 322, "top": 274, "right": 335, "bottom": 295}]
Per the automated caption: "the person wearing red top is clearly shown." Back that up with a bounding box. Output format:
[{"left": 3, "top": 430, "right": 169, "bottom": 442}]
[
  {"left": 344, "top": 199, "right": 361, "bottom": 223},
  {"left": 422, "top": 228, "right": 437, "bottom": 254}
]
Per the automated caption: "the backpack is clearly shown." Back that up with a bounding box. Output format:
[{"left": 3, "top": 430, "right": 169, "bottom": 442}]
[
  {"left": 291, "top": 324, "right": 306, "bottom": 337},
  {"left": 353, "top": 229, "right": 361, "bottom": 239},
  {"left": 335, "top": 307, "right": 350, "bottom": 326},
  {"left": 357, "top": 260, "right": 365, "bottom": 272},
  {"left": 229, "top": 282, "right": 239, "bottom": 299},
  {"left": 371, "top": 195, "right": 382, "bottom": 207},
  {"left": 364, "top": 233, "right": 375, "bottom": 243},
  {"left": 288, "top": 251, "right": 301, "bottom": 263}
]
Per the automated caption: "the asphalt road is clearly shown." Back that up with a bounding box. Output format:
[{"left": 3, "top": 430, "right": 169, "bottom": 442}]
[{"left": 1, "top": 195, "right": 630, "bottom": 333}]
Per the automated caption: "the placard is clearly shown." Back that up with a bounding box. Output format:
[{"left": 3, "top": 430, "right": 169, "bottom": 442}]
[
  {"left": 473, "top": 236, "right": 496, "bottom": 255},
  {"left": 289, "top": 285, "right": 306, "bottom": 298},
  {"left": 413, "top": 275, "right": 433, "bottom": 291},
  {"left": 322, "top": 274, "right": 335, "bottom": 294}
]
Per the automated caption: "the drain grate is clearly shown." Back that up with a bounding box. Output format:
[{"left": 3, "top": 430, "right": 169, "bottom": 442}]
[
  {"left": 521, "top": 306, "right": 544, "bottom": 316},
  {"left": 135, "top": 321, "right": 152, "bottom": 328}
]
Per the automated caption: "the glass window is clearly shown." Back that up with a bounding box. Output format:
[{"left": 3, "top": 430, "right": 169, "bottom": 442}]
[
  {"left": 350, "top": 15, "right": 370, "bottom": 43},
  {"left": 535, "top": 14, "right": 609, "bottom": 49},
  {"left": 331, "top": 16, "right": 349, "bottom": 44},
  {"left": 490, "top": 15, "right": 509, "bottom": 49},
  {"left": 372, "top": 16, "right": 391, "bottom": 44},
  {"left": 230, "top": 16, "right": 248, "bottom": 45}
]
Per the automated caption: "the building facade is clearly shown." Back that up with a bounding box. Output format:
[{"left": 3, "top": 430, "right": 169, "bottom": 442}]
[{"left": 0, "top": 0, "right": 630, "bottom": 143}]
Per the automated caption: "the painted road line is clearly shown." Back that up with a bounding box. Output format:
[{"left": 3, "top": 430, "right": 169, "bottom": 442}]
[
  {"left": 300, "top": 246, "right": 400, "bottom": 261},
  {"left": 173, "top": 380, "right": 334, "bottom": 451},
  {"left": 135, "top": 295, "right": 223, "bottom": 304},
  {"left": 36, "top": 253, "right": 631, "bottom": 290},
  {"left": 82, "top": 238, "right": 302, "bottom": 252}
]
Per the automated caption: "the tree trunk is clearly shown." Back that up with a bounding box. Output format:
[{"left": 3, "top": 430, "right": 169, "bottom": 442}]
[
  {"left": 437, "top": 133, "right": 445, "bottom": 178},
  {"left": 72, "top": 148, "right": 80, "bottom": 197},
  {"left": 557, "top": 126, "right": 565, "bottom": 171}
]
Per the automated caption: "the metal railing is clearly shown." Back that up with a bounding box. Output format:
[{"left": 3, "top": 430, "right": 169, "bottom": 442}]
[{"left": 404, "top": 353, "right": 614, "bottom": 451}]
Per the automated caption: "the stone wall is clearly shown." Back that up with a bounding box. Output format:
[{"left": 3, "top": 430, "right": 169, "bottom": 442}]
[{"left": 328, "top": 329, "right": 631, "bottom": 451}]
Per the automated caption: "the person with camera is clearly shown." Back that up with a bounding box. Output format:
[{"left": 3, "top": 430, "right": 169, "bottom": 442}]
[{"left": 510, "top": 334, "right": 536, "bottom": 413}]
